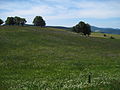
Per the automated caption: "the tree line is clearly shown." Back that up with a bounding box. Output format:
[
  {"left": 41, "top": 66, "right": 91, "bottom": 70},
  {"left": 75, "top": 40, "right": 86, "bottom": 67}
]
[
  {"left": 5, "top": 16, "right": 27, "bottom": 26},
  {"left": 0, "top": 16, "right": 46, "bottom": 27},
  {"left": 0, "top": 16, "right": 91, "bottom": 36}
]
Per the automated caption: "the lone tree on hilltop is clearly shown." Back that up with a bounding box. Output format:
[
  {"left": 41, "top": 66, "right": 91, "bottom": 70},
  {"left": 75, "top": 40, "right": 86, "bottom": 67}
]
[
  {"left": 83, "top": 24, "right": 91, "bottom": 36},
  {"left": 33, "top": 16, "right": 46, "bottom": 27},
  {"left": 72, "top": 21, "right": 91, "bottom": 36},
  {"left": 0, "top": 19, "right": 4, "bottom": 25}
]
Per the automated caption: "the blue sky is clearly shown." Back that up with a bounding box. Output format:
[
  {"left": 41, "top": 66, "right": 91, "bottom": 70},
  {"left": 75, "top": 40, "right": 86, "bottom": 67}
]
[{"left": 0, "top": 0, "right": 120, "bottom": 28}]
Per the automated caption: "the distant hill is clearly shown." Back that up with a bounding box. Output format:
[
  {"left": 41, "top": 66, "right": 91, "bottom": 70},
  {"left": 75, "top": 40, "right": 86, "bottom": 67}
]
[
  {"left": 47, "top": 26, "right": 120, "bottom": 35},
  {"left": 91, "top": 26, "right": 120, "bottom": 35},
  {"left": 46, "top": 26, "right": 71, "bottom": 31},
  {"left": 25, "top": 24, "right": 120, "bottom": 35}
]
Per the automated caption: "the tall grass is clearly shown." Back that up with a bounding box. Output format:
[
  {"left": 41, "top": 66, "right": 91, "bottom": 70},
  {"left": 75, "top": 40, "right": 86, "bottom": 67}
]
[{"left": 0, "top": 26, "right": 120, "bottom": 89}]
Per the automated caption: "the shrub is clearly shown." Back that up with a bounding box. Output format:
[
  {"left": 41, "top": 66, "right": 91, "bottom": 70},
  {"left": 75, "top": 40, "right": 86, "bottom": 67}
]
[
  {"left": 104, "top": 34, "right": 107, "bottom": 37},
  {"left": 110, "top": 36, "right": 115, "bottom": 39}
]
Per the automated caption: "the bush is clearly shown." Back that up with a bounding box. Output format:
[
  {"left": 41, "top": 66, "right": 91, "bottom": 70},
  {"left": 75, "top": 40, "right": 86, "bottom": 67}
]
[
  {"left": 110, "top": 36, "right": 115, "bottom": 39},
  {"left": 104, "top": 34, "right": 107, "bottom": 37}
]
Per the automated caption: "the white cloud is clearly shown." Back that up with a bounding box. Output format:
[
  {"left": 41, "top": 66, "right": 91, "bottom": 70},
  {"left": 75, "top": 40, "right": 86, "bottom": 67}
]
[
  {"left": 2, "top": 6, "right": 54, "bottom": 16},
  {"left": 0, "top": 0, "right": 120, "bottom": 28},
  {"left": 1, "top": 0, "right": 120, "bottom": 19}
]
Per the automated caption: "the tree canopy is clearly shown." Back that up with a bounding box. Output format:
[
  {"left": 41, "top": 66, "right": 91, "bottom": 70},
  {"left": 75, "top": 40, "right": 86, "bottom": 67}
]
[
  {"left": 5, "top": 17, "right": 15, "bottom": 25},
  {"left": 0, "top": 19, "right": 4, "bottom": 25},
  {"left": 5, "top": 16, "right": 27, "bottom": 26},
  {"left": 14, "top": 16, "right": 21, "bottom": 25},
  {"left": 20, "top": 18, "right": 27, "bottom": 26},
  {"left": 33, "top": 16, "right": 46, "bottom": 27},
  {"left": 72, "top": 21, "right": 91, "bottom": 36}
]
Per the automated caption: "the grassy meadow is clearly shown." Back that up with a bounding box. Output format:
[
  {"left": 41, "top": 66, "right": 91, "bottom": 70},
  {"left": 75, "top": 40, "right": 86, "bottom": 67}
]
[
  {"left": 0, "top": 26, "right": 120, "bottom": 90},
  {"left": 91, "top": 32, "right": 120, "bottom": 39}
]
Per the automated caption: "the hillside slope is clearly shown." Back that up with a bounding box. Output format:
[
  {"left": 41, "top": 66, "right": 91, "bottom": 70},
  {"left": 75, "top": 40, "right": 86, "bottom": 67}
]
[
  {"left": 0, "top": 26, "right": 120, "bottom": 89},
  {"left": 46, "top": 25, "right": 120, "bottom": 35}
]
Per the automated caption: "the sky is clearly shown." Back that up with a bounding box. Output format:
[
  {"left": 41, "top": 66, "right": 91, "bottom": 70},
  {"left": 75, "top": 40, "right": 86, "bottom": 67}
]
[{"left": 0, "top": 0, "right": 120, "bottom": 28}]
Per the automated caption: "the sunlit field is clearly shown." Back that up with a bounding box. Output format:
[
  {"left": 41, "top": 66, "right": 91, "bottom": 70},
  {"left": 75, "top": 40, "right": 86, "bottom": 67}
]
[
  {"left": 0, "top": 26, "right": 120, "bottom": 90},
  {"left": 91, "top": 32, "right": 120, "bottom": 39}
]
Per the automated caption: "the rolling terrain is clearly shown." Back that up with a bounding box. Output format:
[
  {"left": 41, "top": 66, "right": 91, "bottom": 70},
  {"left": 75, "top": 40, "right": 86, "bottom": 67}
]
[
  {"left": 0, "top": 26, "right": 120, "bottom": 90},
  {"left": 91, "top": 26, "right": 120, "bottom": 35},
  {"left": 45, "top": 25, "right": 120, "bottom": 35}
]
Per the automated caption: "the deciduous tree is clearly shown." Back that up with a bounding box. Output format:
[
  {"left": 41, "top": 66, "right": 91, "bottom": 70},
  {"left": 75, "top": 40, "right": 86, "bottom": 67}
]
[
  {"left": 20, "top": 18, "right": 27, "bottom": 26},
  {"left": 33, "top": 16, "right": 46, "bottom": 27},
  {"left": 5, "top": 17, "right": 15, "bottom": 25},
  {"left": 72, "top": 21, "right": 91, "bottom": 36},
  {"left": 0, "top": 19, "right": 4, "bottom": 25}
]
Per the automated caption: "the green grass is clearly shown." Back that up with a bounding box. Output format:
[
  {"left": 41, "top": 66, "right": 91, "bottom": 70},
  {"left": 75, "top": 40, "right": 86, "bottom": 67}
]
[
  {"left": 91, "top": 32, "right": 120, "bottom": 39},
  {"left": 0, "top": 26, "right": 120, "bottom": 90}
]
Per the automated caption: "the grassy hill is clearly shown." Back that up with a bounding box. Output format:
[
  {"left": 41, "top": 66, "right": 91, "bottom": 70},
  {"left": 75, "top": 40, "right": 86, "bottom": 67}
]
[
  {"left": 44, "top": 25, "right": 120, "bottom": 35},
  {"left": 0, "top": 26, "right": 120, "bottom": 90}
]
